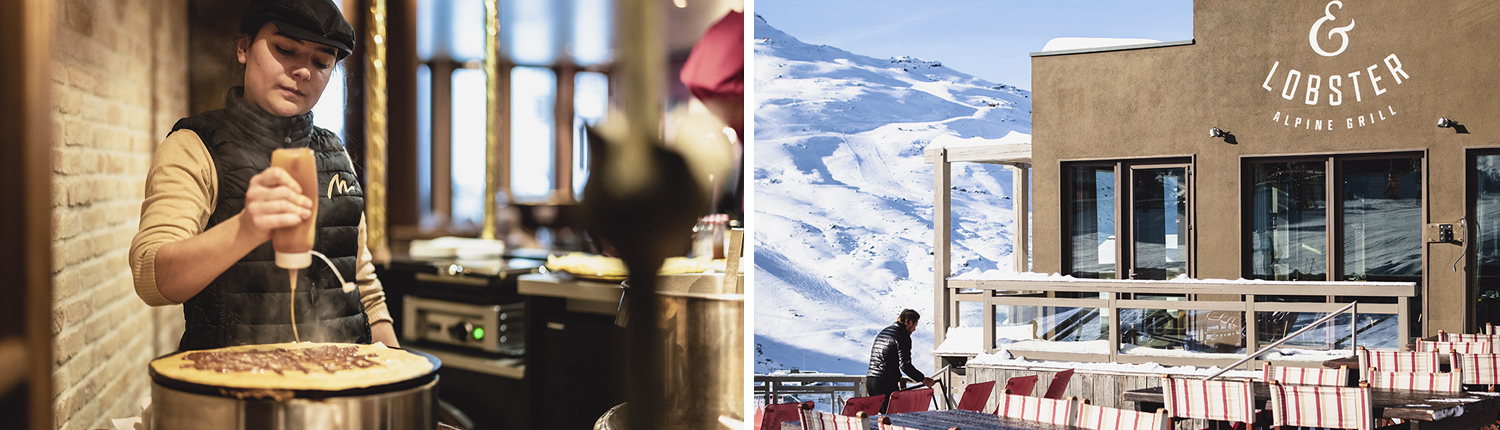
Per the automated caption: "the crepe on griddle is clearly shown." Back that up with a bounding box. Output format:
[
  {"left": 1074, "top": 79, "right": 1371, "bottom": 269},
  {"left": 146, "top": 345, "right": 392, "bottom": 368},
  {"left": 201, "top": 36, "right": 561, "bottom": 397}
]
[{"left": 151, "top": 342, "right": 433, "bottom": 391}]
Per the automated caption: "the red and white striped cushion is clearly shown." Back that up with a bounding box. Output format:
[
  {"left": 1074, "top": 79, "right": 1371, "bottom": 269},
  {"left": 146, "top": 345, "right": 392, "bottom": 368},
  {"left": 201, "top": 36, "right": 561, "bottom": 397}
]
[
  {"left": 1366, "top": 369, "right": 1463, "bottom": 392},
  {"left": 799, "top": 409, "right": 870, "bottom": 430},
  {"left": 1442, "top": 333, "right": 1500, "bottom": 343},
  {"left": 1452, "top": 352, "right": 1500, "bottom": 385},
  {"left": 1160, "top": 376, "right": 1257, "bottom": 424},
  {"left": 1262, "top": 363, "right": 1350, "bottom": 386},
  {"left": 1415, "top": 340, "right": 1492, "bottom": 354},
  {"left": 1268, "top": 384, "right": 1374, "bottom": 430},
  {"left": 1076, "top": 403, "right": 1168, "bottom": 430},
  {"left": 995, "top": 392, "right": 1074, "bottom": 425},
  {"left": 1357, "top": 349, "right": 1439, "bottom": 380}
]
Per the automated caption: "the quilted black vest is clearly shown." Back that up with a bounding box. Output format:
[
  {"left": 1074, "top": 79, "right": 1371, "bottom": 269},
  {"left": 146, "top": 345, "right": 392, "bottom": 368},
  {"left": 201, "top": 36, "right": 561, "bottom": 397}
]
[{"left": 170, "top": 87, "right": 371, "bottom": 351}]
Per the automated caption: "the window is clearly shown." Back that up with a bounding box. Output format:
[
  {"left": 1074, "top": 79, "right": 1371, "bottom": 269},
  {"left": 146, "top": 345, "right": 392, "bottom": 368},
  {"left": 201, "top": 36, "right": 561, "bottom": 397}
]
[
  {"left": 1065, "top": 160, "right": 1194, "bottom": 351},
  {"left": 417, "top": 0, "right": 612, "bottom": 230},
  {"left": 1131, "top": 166, "right": 1189, "bottom": 280},
  {"left": 1470, "top": 152, "right": 1500, "bottom": 328},
  {"left": 1064, "top": 160, "right": 1192, "bottom": 280},
  {"left": 1067, "top": 165, "right": 1116, "bottom": 278},
  {"left": 1248, "top": 160, "right": 1328, "bottom": 281},
  {"left": 1245, "top": 155, "right": 1422, "bottom": 282},
  {"left": 1244, "top": 154, "right": 1422, "bottom": 350}
]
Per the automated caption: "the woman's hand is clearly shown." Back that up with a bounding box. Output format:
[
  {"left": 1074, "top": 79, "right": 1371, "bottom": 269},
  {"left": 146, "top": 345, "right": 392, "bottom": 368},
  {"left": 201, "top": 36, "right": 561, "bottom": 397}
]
[{"left": 239, "top": 166, "right": 313, "bottom": 242}]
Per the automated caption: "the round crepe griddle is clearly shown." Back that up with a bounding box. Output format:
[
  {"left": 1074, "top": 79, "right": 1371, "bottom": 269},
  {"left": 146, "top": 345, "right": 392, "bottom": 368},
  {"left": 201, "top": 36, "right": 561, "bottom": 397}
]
[{"left": 149, "top": 346, "right": 441, "bottom": 400}]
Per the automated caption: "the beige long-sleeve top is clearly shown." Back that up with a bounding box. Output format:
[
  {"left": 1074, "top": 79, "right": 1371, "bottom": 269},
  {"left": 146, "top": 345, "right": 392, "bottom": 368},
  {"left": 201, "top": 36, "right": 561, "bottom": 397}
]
[{"left": 129, "top": 129, "right": 392, "bottom": 326}]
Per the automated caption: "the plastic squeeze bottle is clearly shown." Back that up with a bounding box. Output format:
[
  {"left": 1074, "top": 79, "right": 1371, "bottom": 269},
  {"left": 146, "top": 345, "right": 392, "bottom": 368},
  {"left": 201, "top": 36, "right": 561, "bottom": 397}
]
[
  {"left": 271, "top": 148, "right": 318, "bottom": 268},
  {"left": 270, "top": 148, "right": 318, "bottom": 342}
]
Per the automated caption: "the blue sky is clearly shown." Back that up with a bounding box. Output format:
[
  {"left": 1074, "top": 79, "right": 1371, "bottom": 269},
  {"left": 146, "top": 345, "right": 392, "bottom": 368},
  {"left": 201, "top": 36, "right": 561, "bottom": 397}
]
[{"left": 754, "top": 0, "right": 1193, "bottom": 90}]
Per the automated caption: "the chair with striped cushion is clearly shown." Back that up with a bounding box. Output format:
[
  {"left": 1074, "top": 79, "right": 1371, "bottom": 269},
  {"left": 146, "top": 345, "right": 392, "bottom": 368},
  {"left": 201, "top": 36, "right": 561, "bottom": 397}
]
[
  {"left": 841, "top": 394, "right": 886, "bottom": 417},
  {"left": 1356, "top": 348, "right": 1440, "bottom": 380},
  {"left": 799, "top": 403, "right": 872, "bottom": 430},
  {"left": 1075, "top": 399, "right": 1169, "bottom": 430},
  {"left": 762, "top": 401, "right": 814, "bottom": 430},
  {"left": 1414, "top": 339, "right": 1492, "bottom": 354},
  {"left": 1451, "top": 352, "right": 1500, "bottom": 387},
  {"left": 1262, "top": 363, "right": 1350, "bottom": 386},
  {"left": 1159, "top": 375, "right": 1258, "bottom": 427},
  {"left": 994, "top": 389, "right": 1075, "bottom": 425},
  {"left": 955, "top": 381, "right": 994, "bottom": 412},
  {"left": 886, "top": 388, "right": 934, "bottom": 414},
  {"left": 1365, "top": 368, "right": 1464, "bottom": 393},
  {"left": 1439, "top": 330, "right": 1500, "bottom": 343},
  {"left": 1267, "top": 382, "right": 1375, "bottom": 430}
]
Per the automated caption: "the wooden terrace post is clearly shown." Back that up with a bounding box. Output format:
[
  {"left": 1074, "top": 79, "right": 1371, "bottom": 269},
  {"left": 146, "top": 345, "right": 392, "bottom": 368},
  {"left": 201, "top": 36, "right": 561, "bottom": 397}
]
[
  {"left": 935, "top": 147, "right": 952, "bottom": 370},
  {"left": 1011, "top": 163, "right": 1030, "bottom": 273}
]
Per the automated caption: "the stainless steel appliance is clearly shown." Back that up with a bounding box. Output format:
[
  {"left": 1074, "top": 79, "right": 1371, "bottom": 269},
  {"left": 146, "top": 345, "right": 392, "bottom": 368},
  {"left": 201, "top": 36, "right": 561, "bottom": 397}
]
[{"left": 404, "top": 295, "right": 524, "bottom": 355}]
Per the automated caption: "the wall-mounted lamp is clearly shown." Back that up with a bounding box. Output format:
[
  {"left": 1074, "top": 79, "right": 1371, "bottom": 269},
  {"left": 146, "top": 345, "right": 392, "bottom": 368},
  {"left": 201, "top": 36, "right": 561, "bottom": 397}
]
[
  {"left": 1209, "top": 127, "right": 1226, "bottom": 138},
  {"left": 1438, "top": 117, "right": 1455, "bottom": 128}
]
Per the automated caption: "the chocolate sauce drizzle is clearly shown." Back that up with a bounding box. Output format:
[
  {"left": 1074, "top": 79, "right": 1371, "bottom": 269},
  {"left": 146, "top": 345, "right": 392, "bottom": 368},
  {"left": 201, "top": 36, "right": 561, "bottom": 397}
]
[{"left": 180, "top": 345, "right": 380, "bottom": 375}]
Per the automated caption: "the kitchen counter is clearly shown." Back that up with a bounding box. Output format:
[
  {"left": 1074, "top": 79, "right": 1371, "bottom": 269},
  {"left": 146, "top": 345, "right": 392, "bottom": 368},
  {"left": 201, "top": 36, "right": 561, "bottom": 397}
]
[{"left": 517, "top": 273, "right": 623, "bottom": 315}]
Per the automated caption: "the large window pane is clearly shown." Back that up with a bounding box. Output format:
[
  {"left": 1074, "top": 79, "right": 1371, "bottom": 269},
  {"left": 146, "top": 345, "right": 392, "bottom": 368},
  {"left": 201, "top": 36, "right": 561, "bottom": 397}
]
[
  {"left": 1000, "top": 306, "right": 1109, "bottom": 344},
  {"left": 511, "top": 66, "right": 557, "bottom": 201},
  {"left": 1256, "top": 311, "right": 1398, "bottom": 350},
  {"left": 417, "top": 65, "right": 432, "bottom": 218},
  {"left": 1341, "top": 157, "right": 1422, "bottom": 280},
  {"left": 416, "top": 0, "right": 436, "bottom": 60},
  {"left": 1068, "top": 166, "right": 1116, "bottom": 278},
  {"left": 451, "top": 69, "right": 487, "bottom": 226},
  {"left": 451, "top": 0, "right": 487, "bottom": 61},
  {"left": 1250, "top": 161, "right": 1327, "bottom": 281},
  {"left": 573, "top": 71, "right": 608, "bottom": 198},
  {"left": 1132, "top": 168, "right": 1188, "bottom": 280},
  {"left": 311, "top": 67, "right": 345, "bottom": 142},
  {"left": 1475, "top": 155, "right": 1500, "bottom": 327},
  {"left": 504, "top": 0, "right": 557, "bottom": 64},
  {"left": 1121, "top": 308, "right": 1245, "bottom": 354},
  {"left": 571, "top": 0, "right": 613, "bottom": 65}
]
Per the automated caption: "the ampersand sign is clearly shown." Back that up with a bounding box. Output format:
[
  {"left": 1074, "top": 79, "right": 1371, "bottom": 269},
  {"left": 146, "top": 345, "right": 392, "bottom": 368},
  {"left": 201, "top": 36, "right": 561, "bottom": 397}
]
[{"left": 1309, "top": 0, "right": 1356, "bottom": 57}]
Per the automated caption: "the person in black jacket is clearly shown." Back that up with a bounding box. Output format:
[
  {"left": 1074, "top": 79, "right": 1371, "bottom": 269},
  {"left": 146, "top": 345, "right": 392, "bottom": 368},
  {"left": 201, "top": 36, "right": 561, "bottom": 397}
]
[{"left": 866, "top": 309, "right": 935, "bottom": 407}]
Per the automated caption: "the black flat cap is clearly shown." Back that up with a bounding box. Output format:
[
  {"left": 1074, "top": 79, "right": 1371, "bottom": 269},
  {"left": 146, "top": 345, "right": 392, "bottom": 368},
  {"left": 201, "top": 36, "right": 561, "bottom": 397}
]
[{"left": 240, "top": 0, "right": 356, "bottom": 59}]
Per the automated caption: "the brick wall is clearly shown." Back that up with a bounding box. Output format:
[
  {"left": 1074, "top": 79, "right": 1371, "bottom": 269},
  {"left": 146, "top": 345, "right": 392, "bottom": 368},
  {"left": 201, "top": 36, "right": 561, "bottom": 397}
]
[{"left": 50, "top": 0, "right": 189, "bottom": 429}]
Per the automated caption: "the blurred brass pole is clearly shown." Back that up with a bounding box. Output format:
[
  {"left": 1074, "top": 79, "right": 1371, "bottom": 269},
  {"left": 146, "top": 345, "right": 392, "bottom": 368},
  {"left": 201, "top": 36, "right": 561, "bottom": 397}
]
[
  {"left": 364, "top": 0, "right": 391, "bottom": 261},
  {"left": 481, "top": 0, "right": 501, "bottom": 240},
  {"left": 622, "top": 0, "right": 663, "bottom": 141},
  {"left": 619, "top": 1, "right": 665, "bottom": 429}
]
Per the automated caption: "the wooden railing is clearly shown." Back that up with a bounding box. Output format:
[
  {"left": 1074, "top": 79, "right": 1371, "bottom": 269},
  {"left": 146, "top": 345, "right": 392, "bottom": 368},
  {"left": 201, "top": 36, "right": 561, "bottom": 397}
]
[{"left": 940, "top": 277, "right": 1418, "bottom": 369}]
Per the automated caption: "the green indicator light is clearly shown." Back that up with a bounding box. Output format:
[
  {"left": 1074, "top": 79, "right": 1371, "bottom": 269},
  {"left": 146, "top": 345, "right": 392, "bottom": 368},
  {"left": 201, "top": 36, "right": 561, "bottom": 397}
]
[{"left": 473, "top": 327, "right": 486, "bottom": 340}]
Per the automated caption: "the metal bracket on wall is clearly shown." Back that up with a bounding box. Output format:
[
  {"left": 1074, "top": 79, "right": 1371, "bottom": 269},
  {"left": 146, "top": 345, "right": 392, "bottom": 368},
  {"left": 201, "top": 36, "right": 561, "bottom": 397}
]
[{"left": 1426, "top": 222, "right": 1465, "bottom": 244}]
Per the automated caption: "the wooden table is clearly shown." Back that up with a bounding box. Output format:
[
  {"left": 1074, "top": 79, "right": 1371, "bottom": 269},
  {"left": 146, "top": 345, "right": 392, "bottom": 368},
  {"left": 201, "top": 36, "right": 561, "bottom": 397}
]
[
  {"left": 1124, "top": 384, "right": 1499, "bottom": 429},
  {"left": 870, "top": 410, "right": 1084, "bottom": 430}
]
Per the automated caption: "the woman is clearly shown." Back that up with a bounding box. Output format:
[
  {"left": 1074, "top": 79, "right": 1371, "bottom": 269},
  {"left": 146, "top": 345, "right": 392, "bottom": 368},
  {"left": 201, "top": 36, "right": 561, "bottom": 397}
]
[{"left": 130, "top": 0, "right": 398, "bottom": 350}]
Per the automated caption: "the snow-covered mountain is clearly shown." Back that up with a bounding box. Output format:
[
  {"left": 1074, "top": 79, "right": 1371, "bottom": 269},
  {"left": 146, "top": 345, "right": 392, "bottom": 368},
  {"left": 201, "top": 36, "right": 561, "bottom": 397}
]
[{"left": 754, "top": 15, "right": 1033, "bottom": 375}]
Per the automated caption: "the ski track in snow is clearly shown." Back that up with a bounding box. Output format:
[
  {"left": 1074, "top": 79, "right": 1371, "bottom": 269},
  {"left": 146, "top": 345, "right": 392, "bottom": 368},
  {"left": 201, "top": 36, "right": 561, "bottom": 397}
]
[{"left": 754, "top": 14, "right": 1030, "bottom": 375}]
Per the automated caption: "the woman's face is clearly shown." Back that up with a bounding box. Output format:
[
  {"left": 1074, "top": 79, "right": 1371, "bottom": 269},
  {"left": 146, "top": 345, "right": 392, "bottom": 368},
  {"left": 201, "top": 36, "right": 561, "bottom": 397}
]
[{"left": 237, "top": 22, "right": 338, "bottom": 117}]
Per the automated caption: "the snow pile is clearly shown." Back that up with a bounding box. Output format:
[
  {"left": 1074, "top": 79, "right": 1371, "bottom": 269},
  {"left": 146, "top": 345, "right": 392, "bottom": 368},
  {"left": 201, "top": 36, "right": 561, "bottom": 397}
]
[
  {"left": 932, "top": 327, "right": 985, "bottom": 355},
  {"left": 754, "top": 14, "right": 1031, "bottom": 375},
  {"left": 928, "top": 130, "right": 1030, "bottom": 149}
]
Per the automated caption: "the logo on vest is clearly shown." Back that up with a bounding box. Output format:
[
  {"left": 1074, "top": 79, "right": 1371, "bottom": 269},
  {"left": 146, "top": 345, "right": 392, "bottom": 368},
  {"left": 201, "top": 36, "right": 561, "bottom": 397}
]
[
  {"left": 1309, "top": 1, "right": 1355, "bottom": 57},
  {"left": 1259, "top": 0, "right": 1411, "bottom": 132},
  {"left": 327, "top": 174, "right": 359, "bottom": 199}
]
